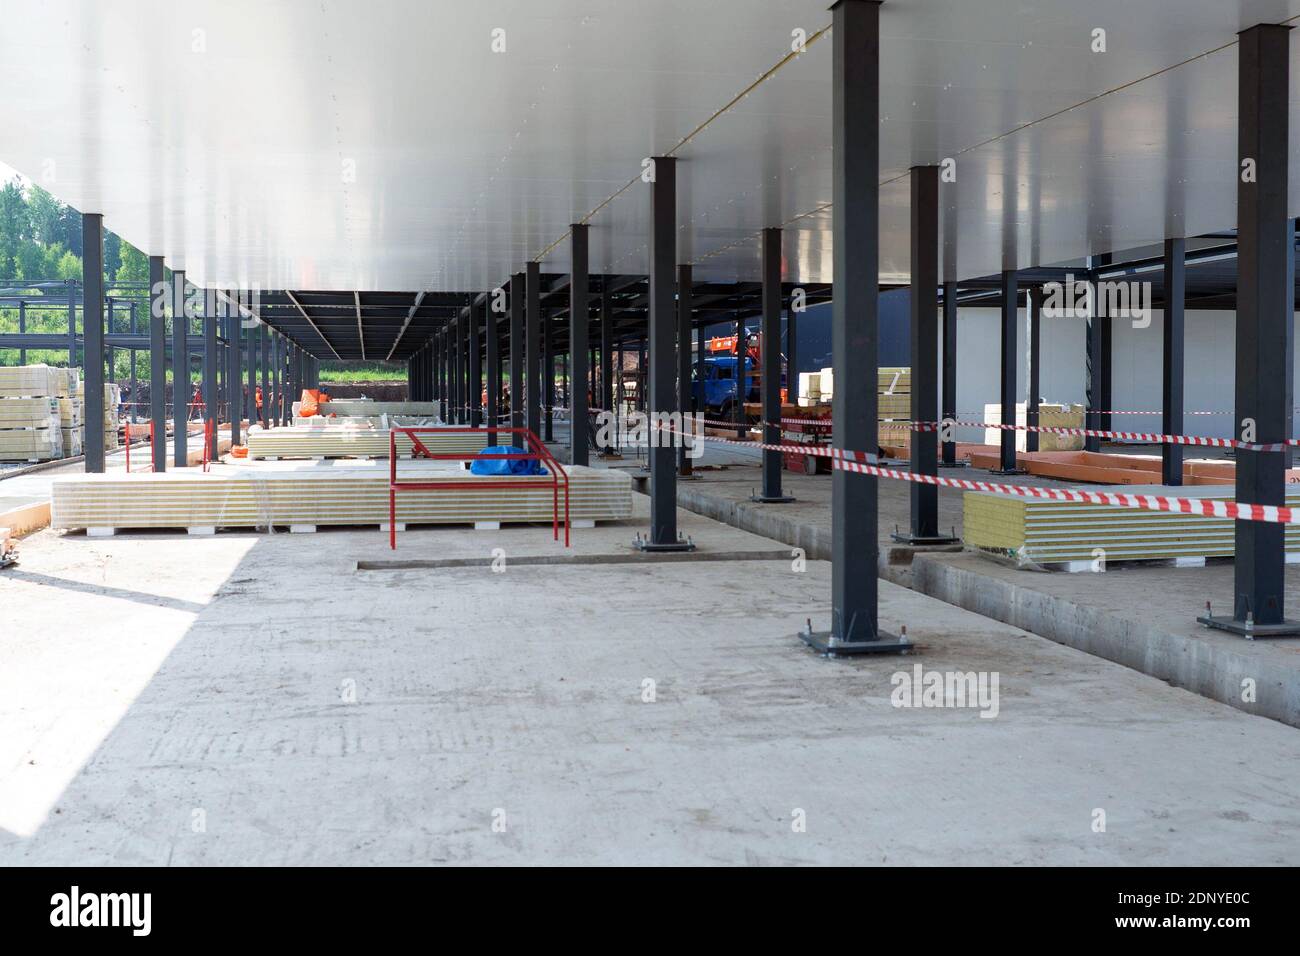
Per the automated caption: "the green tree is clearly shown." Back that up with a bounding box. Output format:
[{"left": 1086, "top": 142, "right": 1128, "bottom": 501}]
[
  {"left": 27, "top": 184, "right": 62, "bottom": 244},
  {"left": 114, "top": 242, "right": 148, "bottom": 284},
  {"left": 0, "top": 180, "right": 29, "bottom": 280}
]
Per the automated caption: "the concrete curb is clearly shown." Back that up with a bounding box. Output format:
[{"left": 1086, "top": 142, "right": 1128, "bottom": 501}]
[{"left": 911, "top": 553, "right": 1300, "bottom": 729}]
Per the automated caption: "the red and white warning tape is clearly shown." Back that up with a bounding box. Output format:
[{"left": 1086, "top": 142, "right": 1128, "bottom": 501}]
[{"left": 647, "top": 421, "right": 1300, "bottom": 525}]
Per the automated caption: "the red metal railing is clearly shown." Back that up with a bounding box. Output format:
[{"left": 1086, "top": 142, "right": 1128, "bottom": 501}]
[
  {"left": 387, "top": 427, "right": 570, "bottom": 550},
  {"left": 123, "top": 421, "right": 155, "bottom": 473}
]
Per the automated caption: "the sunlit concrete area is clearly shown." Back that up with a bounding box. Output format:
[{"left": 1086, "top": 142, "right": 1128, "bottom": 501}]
[{"left": 3, "top": 502, "right": 1299, "bottom": 866}]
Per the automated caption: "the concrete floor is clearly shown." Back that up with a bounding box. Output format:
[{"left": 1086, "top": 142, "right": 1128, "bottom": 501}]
[{"left": 2, "top": 496, "right": 1299, "bottom": 865}]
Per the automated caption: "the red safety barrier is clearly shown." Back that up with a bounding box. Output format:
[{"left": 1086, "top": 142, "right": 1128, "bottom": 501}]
[
  {"left": 123, "top": 421, "right": 155, "bottom": 473},
  {"left": 388, "top": 427, "right": 570, "bottom": 550}
]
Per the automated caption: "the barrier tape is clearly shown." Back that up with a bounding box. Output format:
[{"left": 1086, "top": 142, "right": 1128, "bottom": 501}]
[{"left": 646, "top": 421, "right": 1300, "bottom": 526}]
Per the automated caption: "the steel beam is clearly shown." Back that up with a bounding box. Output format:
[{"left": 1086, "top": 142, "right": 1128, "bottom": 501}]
[
  {"left": 642, "top": 155, "right": 689, "bottom": 550},
  {"left": 1203, "top": 23, "right": 1297, "bottom": 635},
  {"left": 82, "top": 214, "right": 105, "bottom": 473},
  {"left": 1162, "top": 237, "right": 1186, "bottom": 486},
  {"left": 570, "top": 225, "right": 590, "bottom": 465},
  {"left": 149, "top": 256, "right": 167, "bottom": 471},
  {"left": 757, "top": 231, "right": 790, "bottom": 500},
  {"left": 812, "top": 0, "right": 904, "bottom": 652}
]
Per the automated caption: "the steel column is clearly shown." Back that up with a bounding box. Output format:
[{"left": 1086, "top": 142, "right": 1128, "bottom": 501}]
[
  {"left": 570, "top": 225, "right": 590, "bottom": 466},
  {"left": 227, "top": 307, "right": 242, "bottom": 445},
  {"left": 82, "top": 214, "right": 105, "bottom": 473},
  {"left": 1205, "top": 23, "right": 1297, "bottom": 634},
  {"left": 814, "top": 0, "right": 903, "bottom": 652},
  {"left": 1084, "top": 260, "right": 1103, "bottom": 453},
  {"left": 758, "top": 231, "right": 790, "bottom": 500},
  {"left": 526, "top": 263, "right": 541, "bottom": 439},
  {"left": 941, "top": 281, "right": 958, "bottom": 465},
  {"left": 677, "top": 263, "right": 694, "bottom": 478},
  {"left": 203, "top": 293, "right": 218, "bottom": 459},
  {"left": 1027, "top": 287, "right": 1041, "bottom": 454},
  {"left": 902, "top": 166, "right": 946, "bottom": 540},
  {"left": 543, "top": 306, "right": 555, "bottom": 442},
  {"left": 487, "top": 288, "right": 501, "bottom": 443},
  {"left": 149, "top": 256, "right": 167, "bottom": 471},
  {"left": 600, "top": 281, "right": 613, "bottom": 447},
  {"left": 173, "top": 272, "right": 189, "bottom": 465},
  {"left": 260, "top": 323, "right": 269, "bottom": 428},
  {"left": 997, "top": 270, "right": 1018, "bottom": 473},
  {"left": 471, "top": 298, "right": 484, "bottom": 426},
  {"left": 643, "top": 155, "right": 688, "bottom": 550},
  {"left": 1162, "top": 237, "right": 1186, "bottom": 486}
]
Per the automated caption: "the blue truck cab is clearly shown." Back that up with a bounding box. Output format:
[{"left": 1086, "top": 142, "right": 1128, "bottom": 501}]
[{"left": 692, "top": 355, "right": 757, "bottom": 415}]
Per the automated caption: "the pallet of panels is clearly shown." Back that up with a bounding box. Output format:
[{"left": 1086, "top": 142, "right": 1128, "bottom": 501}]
[
  {"left": 50, "top": 460, "right": 633, "bottom": 533},
  {"left": 963, "top": 483, "right": 1300, "bottom": 567},
  {"left": 245, "top": 424, "right": 489, "bottom": 459},
  {"left": 0, "top": 396, "right": 63, "bottom": 461}
]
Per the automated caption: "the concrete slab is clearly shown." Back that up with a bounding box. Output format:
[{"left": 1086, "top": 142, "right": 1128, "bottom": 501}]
[{"left": 1, "top": 498, "right": 1297, "bottom": 865}]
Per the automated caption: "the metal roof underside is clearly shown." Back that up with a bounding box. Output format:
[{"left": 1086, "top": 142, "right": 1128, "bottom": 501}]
[{"left": 5, "top": 1, "right": 1300, "bottom": 358}]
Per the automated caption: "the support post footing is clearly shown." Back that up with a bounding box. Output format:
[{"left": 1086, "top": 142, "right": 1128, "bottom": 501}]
[
  {"left": 1196, "top": 615, "right": 1300, "bottom": 640},
  {"left": 799, "top": 629, "right": 914, "bottom": 657}
]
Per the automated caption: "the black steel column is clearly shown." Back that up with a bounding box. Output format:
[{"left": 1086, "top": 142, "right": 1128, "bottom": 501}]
[
  {"left": 82, "top": 213, "right": 105, "bottom": 473},
  {"left": 997, "top": 270, "right": 1018, "bottom": 473},
  {"left": 227, "top": 307, "right": 242, "bottom": 445},
  {"left": 641, "top": 155, "right": 689, "bottom": 551},
  {"left": 695, "top": 325, "right": 705, "bottom": 413},
  {"left": 570, "top": 225, "right": 590, "bottom": 465},
  {"left": 900, "top": 165, "right": 947, "bottom": 540},
  {"left": 543, "top": 306, "right": 555, "bottom": 442},
  {"left": 941, "top": 281, "right": 958, "bottom": 465},
  {"left": 1085, "top": 261, "right": 1103, "bottom": 453},
  {"left": 260, "top": 323, "right": 269, "bottom": 428},
  {"left": 203, "top": 294, "right": 218, "bottom": 459},
  {"left": 677, "top": 263, "right": 694, "bottom": 478},
  {"left": 246, "top": 308, "right": 256, "bottom": 429},
  {"left": 149, "top": 256, "right": 167, "bottom": 471},
  {"left": 526, "top": 263, "right": 541, "bottom": 439},
  {"left": 1202, "top": 23, "right": 1296, "bottom": 635},
  {"left": 1027, "top": 287, "right": 1041, "bottom": 454},
  {"left": 1162, "top": 237, "right": 1186, "bottom": 486},
  {"left": 811, "top": 0, "right": 904, "bottom": 652},
  {"left": 600, "top": 281, "right": 613, "bottom": 451},
  {"left": 487, "top": 292, "right": 501, "bottom": 443},
  {"left": 469, "top": 297, "right": 482, "bottom": 427},
  {"left": 758, "top": 230, "right": 791, "bottom": 501},
  {"left": 172, "top": 272, "right": 189, "bottom": 464},
  {"left": 786, "top": 309, "right": 797, "bottom": 404},
  {"left": 510, "top": 275, "right": 525, "bottom": 435}
]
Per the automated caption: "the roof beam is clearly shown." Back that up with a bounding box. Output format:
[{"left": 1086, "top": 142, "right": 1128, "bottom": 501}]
[
  {"left": 355, "top": 290, "right": 365, "bottom": 360},
  {"left": 285, "top": 289, "right": 342, "bottom": 360},
  {"left": 385, "top": 290, "right": 426, "bottom": 361}
]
